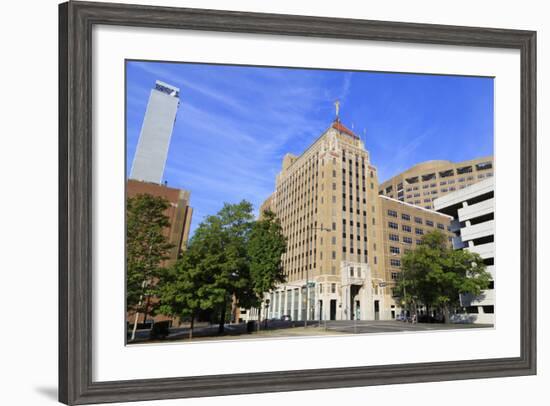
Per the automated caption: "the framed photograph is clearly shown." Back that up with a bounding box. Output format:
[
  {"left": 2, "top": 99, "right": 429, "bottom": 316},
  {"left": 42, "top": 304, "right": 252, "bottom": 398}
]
[{"left": 59, "top": 1, "right": 536, "bottom": 404}]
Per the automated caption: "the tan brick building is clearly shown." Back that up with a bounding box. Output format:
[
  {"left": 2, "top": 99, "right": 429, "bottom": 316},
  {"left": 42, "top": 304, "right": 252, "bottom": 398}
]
[
  {"left": 259, "top": 119, "right": 462, "bottom": 322},
  {"left": 261, "top": 119, "right": 390, "bottom": 321},
  {"left": 378, "top": 157, "right": 494, "bottom": 210},
  {"left": 378, "top": 196, "right": 453, "bottom": 299}
]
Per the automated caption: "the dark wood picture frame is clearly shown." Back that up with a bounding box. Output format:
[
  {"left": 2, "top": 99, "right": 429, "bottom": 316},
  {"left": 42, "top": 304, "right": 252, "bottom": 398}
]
[{"left": 59, "top": 1, "right": 537, "bottom": 404}]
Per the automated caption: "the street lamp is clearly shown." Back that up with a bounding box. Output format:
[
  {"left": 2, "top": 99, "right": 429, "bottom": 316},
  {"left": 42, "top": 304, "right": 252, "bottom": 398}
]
[
  {"left": 391, "top": 244, "right": 409, "bottom": 320},
  {"left": 264, "top": 299, "right": 270, "bottom": 328},
  {"left": 304, "top": 226, "right": 332, "bottom": 328}
]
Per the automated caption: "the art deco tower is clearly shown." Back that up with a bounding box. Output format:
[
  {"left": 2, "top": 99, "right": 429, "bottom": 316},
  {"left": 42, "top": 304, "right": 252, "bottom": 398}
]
[{"left": 261, "top": 113, "right": 389, "bottom": 321}]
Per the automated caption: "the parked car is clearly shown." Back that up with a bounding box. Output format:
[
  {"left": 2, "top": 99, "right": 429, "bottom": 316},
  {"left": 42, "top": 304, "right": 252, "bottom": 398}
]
[
  {"left": 395, "top": 314, "right": 407, "bottom": 322},
  {"left": 280, "top": 315, "right": 291, "bottom": 321}
]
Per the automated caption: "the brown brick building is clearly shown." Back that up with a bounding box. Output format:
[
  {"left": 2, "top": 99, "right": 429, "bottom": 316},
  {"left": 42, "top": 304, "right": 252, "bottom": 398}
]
[
  {"left": 127, "top": 179, "right": 193, "bottom": 265},
  {"left": 126, "top": 179, "right": 193, "bottom": 326}
]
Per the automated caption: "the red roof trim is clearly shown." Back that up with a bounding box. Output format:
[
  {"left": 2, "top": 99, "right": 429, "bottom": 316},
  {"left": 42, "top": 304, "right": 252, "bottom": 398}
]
[{"left": 332, "top": 120, "right": 359, "bottom": 139}]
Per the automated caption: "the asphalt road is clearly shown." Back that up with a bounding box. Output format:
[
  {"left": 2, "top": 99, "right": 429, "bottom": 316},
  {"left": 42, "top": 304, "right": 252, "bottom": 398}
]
[
  {"left": 129, "top": 319, "right": 493, "bottom": 343},
  {"left": 321, "top": 320, "right": 493, "bottom": 334}
]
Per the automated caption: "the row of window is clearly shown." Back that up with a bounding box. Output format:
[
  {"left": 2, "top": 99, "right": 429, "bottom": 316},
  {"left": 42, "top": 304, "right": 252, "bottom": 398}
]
[
  {"left": 388, "top": 222, "right": 426, "bottom": 234},
  {"left": 389, "top": 233, "right": 423, "bottom": 245},
  {"left": 383, "top": 171, "right": 494, "bottom": 195}
]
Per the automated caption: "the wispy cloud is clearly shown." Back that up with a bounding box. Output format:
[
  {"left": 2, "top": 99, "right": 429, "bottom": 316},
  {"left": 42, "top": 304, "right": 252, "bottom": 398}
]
[{"left": 126, "top": 61, "right": 494, "bottom": 235}]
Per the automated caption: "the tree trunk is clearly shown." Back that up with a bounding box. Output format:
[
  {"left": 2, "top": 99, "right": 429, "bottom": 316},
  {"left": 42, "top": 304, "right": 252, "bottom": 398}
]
[
  {"left": 231, "top": 295, "right": 238, "bottom": 324},
  {"left": 218, "top": 302, "right": 227, "bottom": 334},
  {"left": 443, "top": 305, "right": 450, "bottom": 324},
  {"left": 257, "top": 305, "right": 262, "bottom": 332},
  {"left": 189, "top": 313, "right": 194, "bottom": 340},
  {"left": 143, "top": 295, "right": 151, "bottom": 324},
  {"left": 130, "top": 310, "right": 140, "bottom": 341}
]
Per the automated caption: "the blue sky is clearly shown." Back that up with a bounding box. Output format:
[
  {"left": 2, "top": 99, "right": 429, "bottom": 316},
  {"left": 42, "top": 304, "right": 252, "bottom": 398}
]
[{"left": 126, "top": 61, "right": 493, "bottom": 235}]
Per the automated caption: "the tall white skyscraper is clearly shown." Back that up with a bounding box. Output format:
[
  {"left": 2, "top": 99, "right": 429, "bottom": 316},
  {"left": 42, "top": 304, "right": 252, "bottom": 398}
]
[{"left": 130, "top": 80, "right": 180, "bottom": 184}]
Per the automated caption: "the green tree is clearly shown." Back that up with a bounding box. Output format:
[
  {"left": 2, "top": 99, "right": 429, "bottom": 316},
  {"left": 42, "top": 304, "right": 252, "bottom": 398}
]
[
  {"left": 248, "top": 210, "right": 287, "bottom": 329},
  {"left": 126, "top": 193, "right": 173, "bottom": 340},
  {"left": 155, "top": 246, "right": 202, "bottom": 339},
  {"left": 190, "top": 201, "right": 255, "bottom": 334},
  {"left": 393, "top": 230, "right": 491, "bottom": 323}
]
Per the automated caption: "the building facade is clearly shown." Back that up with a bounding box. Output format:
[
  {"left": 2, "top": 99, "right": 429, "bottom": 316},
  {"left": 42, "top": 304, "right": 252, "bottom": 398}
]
[
  {"left": 263, "top": 119, "right": 386, "bottom": 321},
  {"left": 259, "top": 119, "right": 456, "bottom": 322},
  {"left": 126, "top": 179, "right": 193, "bottom": 326},
  {"left": 433, "top": 178, "right": 495, "bottom": 324},
  {"left": 378, "top": 157, "right": 494, "bottom": 210},
  {"left": 127, "top": 179, "right": 193, "bottom": 266},
  {"left": 378, "top": 196, "right": 454, "bottom": 304},
  {"left": 130, "top": 80, "right": 180, "bottom": 184}
]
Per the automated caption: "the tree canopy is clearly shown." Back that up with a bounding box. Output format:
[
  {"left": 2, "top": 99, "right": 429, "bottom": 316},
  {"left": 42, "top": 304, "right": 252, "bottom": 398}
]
[
  {"left": 126, "top": 193, "right": 173, "bottom": 314},
  {"left": 153, "top": 202, "right": 289, "bottom": 336},
  {"left": 393, "top": 230, "right": 491, "bottom": 322},
  {"left": 247, "top": 209, "right": 287, "bottom": 327}
]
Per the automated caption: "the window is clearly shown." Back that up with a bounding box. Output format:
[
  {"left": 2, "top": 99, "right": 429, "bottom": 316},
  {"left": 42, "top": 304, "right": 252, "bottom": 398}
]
[
  {"left": 331, "top": 283, "right": 336, "bottom": 293},
  {"left": 390, "top": 258, "right": 401, "bottom": 267},
  {"left": 389, "top": 234, "right": 399, "bottom": 242},
  {"left": 402, "top": 225, "right": 411, "bottom": 232},
  {"left": 401, "top": 213, "right": 410, "bottom": 221},
  {"left": 476, "top": 162, "right": 493, "bottom": 171},
  {"left": 414, "top": 217, "right": 423, "bottom": 224},
  {"left": 482, "top": 305, "right": 495, "bottom": 314},
  {"left": 391, "top": 272, "right": 399, "bottom": 280},
  {"left": 388, "top": 222, "right": 398, "bottom": 229},
  {"left": 422, "top": 173, "right": 436, "bottom": 181},
  {"left": 387, "top": 209, "right": 398, "bottom": 217},
  {"left": 437, "top": 223, "right": 445, "bottom": 230},
  {"left": 415, "top": 228, "right": 424, "bottom": 235},
  {"left": 403, "top": 236, "right": 412, "bottom": 244},
  {"left": 390, "top": 246, "right": 400, "bottom": 254},
  {"left": 457, "top": 165, "right": 473, "bottom": 174},
  {"left": 426, "top": 220, "right": 434, "bottom": 227}
]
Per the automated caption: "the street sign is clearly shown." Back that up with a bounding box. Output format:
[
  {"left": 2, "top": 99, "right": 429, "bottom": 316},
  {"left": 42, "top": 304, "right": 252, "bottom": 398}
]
[{"left": 379, "top": 282, "right": 387, "bottom": 287}]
